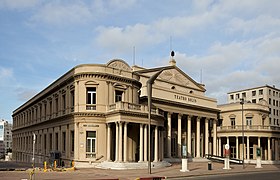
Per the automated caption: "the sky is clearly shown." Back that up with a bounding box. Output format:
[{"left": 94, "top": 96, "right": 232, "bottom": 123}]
[{"left": 1, "top": 0, "right": 280, "bottom": 122}]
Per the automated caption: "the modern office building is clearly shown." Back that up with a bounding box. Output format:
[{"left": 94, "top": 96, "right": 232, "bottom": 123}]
[
  {"left": 228, "top": 85, "right": 280, "bottom": 126},
  {"left": 12, "top": 57, "right": 219, "bottom": 168},
  {"left": 0, "top": 119, "right": 13, "bottom": 159}
]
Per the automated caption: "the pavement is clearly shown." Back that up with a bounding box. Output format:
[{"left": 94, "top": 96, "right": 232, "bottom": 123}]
[{"left": 0, "top": 161, "right": 280, "bottom": 180}]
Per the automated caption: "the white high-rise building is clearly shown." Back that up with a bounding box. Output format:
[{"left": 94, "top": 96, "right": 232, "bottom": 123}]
[
  {"left": 228, "top": 85, "right": 280, "bottom": 126},
  {"left": 0, "top": 119, "right": 12, "bottom": 159}
]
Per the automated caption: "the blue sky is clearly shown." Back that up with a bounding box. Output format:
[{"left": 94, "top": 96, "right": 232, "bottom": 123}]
[{"left": 1, "top": 0, "right": 280, "bottom": 122}]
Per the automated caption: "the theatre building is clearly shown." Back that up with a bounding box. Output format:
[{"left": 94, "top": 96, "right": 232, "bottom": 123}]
[{"left": 12, "top": 57, "right": 219, "bottom": 168}]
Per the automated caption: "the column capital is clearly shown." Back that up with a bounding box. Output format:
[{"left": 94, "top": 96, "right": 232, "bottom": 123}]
[{"left": 178, "top": 113, "right": 182, "bottom": 118}]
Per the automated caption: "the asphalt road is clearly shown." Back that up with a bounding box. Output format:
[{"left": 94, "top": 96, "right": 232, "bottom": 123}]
[{"left": 171, "top": 171, "right": 280, "bottom": 180}]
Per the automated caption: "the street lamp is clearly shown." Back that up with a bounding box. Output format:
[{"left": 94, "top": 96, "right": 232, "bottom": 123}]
[
  {"left": 240, "top": 98, "right": 245, "bottom": 169},
  {"left": 147, "top": 68, "right": 168, "bottom": 174}
]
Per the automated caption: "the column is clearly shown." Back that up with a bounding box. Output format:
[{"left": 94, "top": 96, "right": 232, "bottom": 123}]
[
  {"left": 119, "top": 122, "right": 123, "bottom": 162},
  {"left": 154, "top": 126, "right": 159, "bottom": 162},
  {"left": 236, "top": 137, "right": 239, "bottom": 159},
  {"left": 276, "top": 139, "right": 279, "bottom": 161},
  {"left": 144, "top": 124, "right": 148, "bottom": 161},
  {"left": 129, "top": 86, "right": 133, "bottom": 103},
  {"left": 187, "top": 116, "right": 192, "bottom": 157},
  {"left": 139, "top": 124, "right": 143, "bottom": 162},
  {"left": 107, "top": 124, "right": 111, "bottom": 161},
  {"left": 268, "top": 137, "right": 271, "bottom": 160},
  {"left": 74, "top": 123, "right": 79, "bottom": 160},
  {"left": 227, "top": 137, "right": 229, "bottom": 145},
  {"left": 196, "top": 117, "right": 201, "bottom": 158},
  {"left": 213, "top": 120, "right": 217, "bottom": 155},
  {"left": 205, "top": 118, "right": 209, "bottom": 156},
  {"left": 115, "top": 122, "right": 119, "bottom": 162},
  {"left": 218, "top": 137, "right": 222, "bottom": 156},
  {"left": 247, "top": 136, "right": 250, "bottom": 160},
  {"left": 124, "top": 122, "right": 128, "bottom": 162},
  {"left": 167, "top": 112, "right": 172, "bottom": 158},
  {"left": 178, "top": 114, "right": 182, "bottom": 158},
  {"left": 108, "top": 82, "right": 113, "bottom": 105}
]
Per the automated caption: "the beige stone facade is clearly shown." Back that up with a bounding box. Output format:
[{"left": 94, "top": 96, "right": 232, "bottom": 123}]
[
  {"left": 12, "top": 59, "right": 220, "bottom": 167},
  {"left": 218, "top": 100, "right": 280, "bottom": 162}
]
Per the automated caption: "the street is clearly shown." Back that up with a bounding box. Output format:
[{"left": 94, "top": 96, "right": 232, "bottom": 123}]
[{"left": 171, "top": 171, "right": 280, "bottom": 180}]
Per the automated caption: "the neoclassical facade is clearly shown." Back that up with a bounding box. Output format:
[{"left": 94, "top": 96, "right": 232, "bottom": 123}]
[
  {"left": 12, "top": 58, "right": 219, "bottom": 168},
  {"left": 218, "top": 100, "right": 280, "bottom": 163}
]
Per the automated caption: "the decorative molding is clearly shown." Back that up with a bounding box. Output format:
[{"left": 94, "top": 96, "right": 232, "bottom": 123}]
[{"left": 106, "top": 59, "right": 132, "bottom": 71}]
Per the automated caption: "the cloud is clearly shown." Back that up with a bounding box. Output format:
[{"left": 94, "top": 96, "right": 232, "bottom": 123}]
[
  {"left": 173, "top": 32, "right": 280, "bottom": 103},
  {"left": 16, "top": 88, "right": 37, "bottom": 101},
  {"left": 29, "top": 1, "right": 92, "bottom": 26},
  {"left": 0, "top": 0, "right": 38, "bottom": 9},
  {"left": 95, "top": 24, "right": 163, "bottom": 53},
  {"left": 0, "top": 67, "right": 13, "bottom": 84},
  {"left": 227, "top": 15, "right": 280, "bottom": 35},
  {"left": 95, "top": 9, "right": 221, "bottom": 53}
]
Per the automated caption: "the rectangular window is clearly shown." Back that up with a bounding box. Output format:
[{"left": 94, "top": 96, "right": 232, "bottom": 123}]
[
  {"left": 62, "top": 94, "right": 66, "bottom": 110},
  {"left": 44, "top": 134, "right": 47, "bottom": 152},
  {"left": 86, "top": 87, "right": 96, "bottom": 110},
  {"left": 236, "top": 94, "right": 240, "bottom": 99},
  {"left": 252, "top": 91, "right": 256, "bottom": 96},
  {"left": 62, "top": 132, "right": 66, "bottom": 152},
  {"left": 70, "top": 91, "right": 75, "bottom": 112},
  {"left": 71, "top": 131, "right": 74, "bottom": 152},
  {"left": 49, "top": 101, "right": 52, "bottom": 115},
  {"left": 246, "top": 117, "right": 252, "bottom": 126},
  {"left": 230, "top": 95, "right": 234, "bottom": 100},
  {"left": 87, "top": 87, "right": 96, "bottom": 104},
  {"left": 269, "top": 98, "right": 271, "bottom": 105},
  {"left": 49, "top": 133, "right": 52, "bottom": 150},
  {"left": 86, "top": 131, "right": 96, "bottom": 158},
  {"left": 242, "top": 92, "right": 246, "bottom": 98},
  {"left": 44, "top": 103, "right": 47, "bottom": 117},
  {"left": 252, "top": 99, "right": 256, "bottom": 103},
  {"left": 259, "top": 89, "right": 263, "bottom": 95},
  {"left": 55, "top": 133, "right": 58, "bottom": 150},
  {"left": 55, "top": 98, "right": 58, "bottom": 115},
  {"left": 115, "top": 90, "right": 123, "bottom": 102},
  {"left": 230, "top": 118, "right": 235, "bottom": 128}
]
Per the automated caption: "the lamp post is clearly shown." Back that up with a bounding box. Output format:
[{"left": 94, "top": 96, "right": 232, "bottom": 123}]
[
  {"left": 147, "top": 68, "right": 166, "bottom": 174},
  {"left": 240, "top": 98, "right": 245, "bottom": 169}
]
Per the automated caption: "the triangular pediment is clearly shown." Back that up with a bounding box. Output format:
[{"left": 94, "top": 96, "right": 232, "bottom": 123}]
[{"left": 135, "top": 66, "right": 205, "bottom": 92}]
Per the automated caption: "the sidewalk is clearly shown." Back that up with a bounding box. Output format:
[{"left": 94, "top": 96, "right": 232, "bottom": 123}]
[
  {"left": 0, "top": 161, "right": 279, "bottom": 180},
  {"left": 82, "top": 162, "right": 280, "bottom": 179}
]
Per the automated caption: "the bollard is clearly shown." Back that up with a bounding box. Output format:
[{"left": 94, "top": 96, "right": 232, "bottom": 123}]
[
  {"left": 180, "top": 158, "right": 189, "bottom": 172},
  {"left": 43, "top": 161, "right": 47, "bottom": 172},
  {"left": 54, "top": 160, "right": 57, "bottom": 170},
  {"left": 208, "top": 162, "right": 212, "bottom": 170}
]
